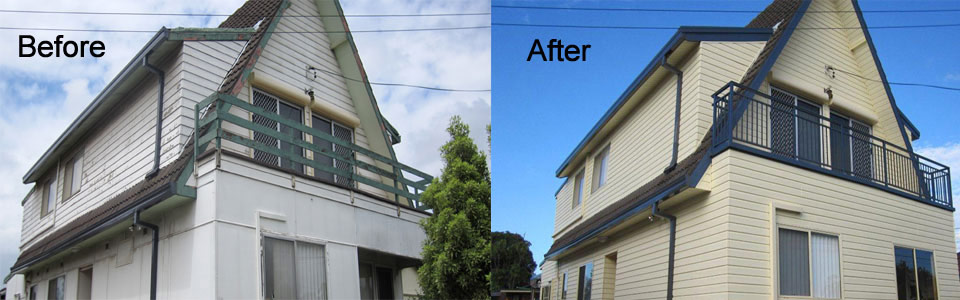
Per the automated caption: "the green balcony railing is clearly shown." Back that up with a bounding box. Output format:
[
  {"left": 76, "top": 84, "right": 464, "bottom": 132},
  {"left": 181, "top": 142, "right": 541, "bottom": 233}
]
[{"left": 194, "top": 93, "right": 433, "bottom": 213}]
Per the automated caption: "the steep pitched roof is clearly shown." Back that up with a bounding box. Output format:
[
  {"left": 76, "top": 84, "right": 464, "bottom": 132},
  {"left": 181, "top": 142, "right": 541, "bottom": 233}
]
[
  {"left": 545, "top": 0, "right": 807, "bottom": 260},
  {"left": 218, "top": 0, "right": 284, "bottom": 95}
]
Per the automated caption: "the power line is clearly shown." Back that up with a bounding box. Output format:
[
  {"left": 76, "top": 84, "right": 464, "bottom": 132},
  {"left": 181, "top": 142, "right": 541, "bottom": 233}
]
[
  {"left": 0, "top": 9, "right": 490, "bottom": 17},
  {"left": 309, "top": 67, "right": 490, "bottom": 93},
  {"left": 492, "top": 4, "right": 960, "bottom": 14},
  {"left": 832, "top": 68, "right": 960, "bottom": 92},
  {"left": 0, "top": 26, "right": 490, "bottom": 34},
  {"left": 492, "top": 22, "right": 960, "bottom": 30}
]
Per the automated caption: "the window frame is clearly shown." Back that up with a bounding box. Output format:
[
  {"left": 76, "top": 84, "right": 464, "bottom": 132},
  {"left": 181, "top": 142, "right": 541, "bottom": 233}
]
[
  {"left": 591, "top": 145, "right": 610, "bottom": 193},
  {"left": 40, "top": 174, "right": 56, "bottom": 218},
  {"left": 252, "top": 88, "right": 307, "bottom": 174},
  {"left": 260, "top": 234, "right": 329, "bottom": 300},
  {"left": 47, "top": 274, "right": 65, "bottom": 300},
  {"left": 311, "top": 113, "right": 356, "bottom": 187},
  {"left": 770, "top": 87, "right": 823, "bottom": 163},
  {"left": 572, "top": 170, "right": 585, "bottom": 209},
  {"left": 577, "top": 262, "right": 593, "bottom": 300},
  {"left": 776, "top": 227, "right": 843, "bottom": 299},
  {"left": 62, "top": 153, "right": 83, "bottom": 202},
  {"left": 893, "top": 245, "right": 939, "bottom": 300}
]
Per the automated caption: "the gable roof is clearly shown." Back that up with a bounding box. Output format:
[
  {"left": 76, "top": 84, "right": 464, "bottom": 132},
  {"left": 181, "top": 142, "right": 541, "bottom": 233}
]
[
  {"left": 545, "top": 0, "right": 806, "bottom": 260},
  {"left": 554, "top": 26, "right": 772, "bottom": 177},
  {"left": 218, "top": 0, "right": 284, "bottom": 95}
]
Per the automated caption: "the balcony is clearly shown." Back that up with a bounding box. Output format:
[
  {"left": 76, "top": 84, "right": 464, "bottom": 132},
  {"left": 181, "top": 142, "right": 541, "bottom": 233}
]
[
  {"left": 712, "top": 82, "right": 952, "bottom": 210},
  {"left": 193, "top": 93, "right": 433, "bottom": 213}
]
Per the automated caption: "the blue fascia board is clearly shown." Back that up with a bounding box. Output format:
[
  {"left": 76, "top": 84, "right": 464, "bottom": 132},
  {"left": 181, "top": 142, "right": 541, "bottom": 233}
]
[
  {"left": 725, "top": 144, "right": 953, "bottom": 212},
  {"left": 22, "top": 28, "right": 172, "bottom": 183},
  {"left": 851, "top": 0, "right": 917, "bottom": 149},
  {"left": 544, "top": 176, "right": 688, "bottom": 260},
  {"left": 898, "top": 108, "right": 920, "bottom": 140},
  {"left": 554, "top": 27, "right": 772, "bottom": 177}
]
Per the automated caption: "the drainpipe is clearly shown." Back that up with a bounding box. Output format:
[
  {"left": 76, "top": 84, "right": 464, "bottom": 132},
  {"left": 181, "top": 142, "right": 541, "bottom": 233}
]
[
  {"left": 143, "top": 51, "right": 164, "bottom": 179},
  {"left": 662, "top": 56, "right": 682, "bottom": 173},
  {"left": 133, "top": 209, "right": 159, "bottom": 300},
  {"left": 651, "top": 201, "right": 676, "bottom": 300}
]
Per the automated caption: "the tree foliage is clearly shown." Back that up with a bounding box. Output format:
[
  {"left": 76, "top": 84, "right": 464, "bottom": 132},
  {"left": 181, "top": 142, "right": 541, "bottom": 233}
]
[
  {"left": 490, "top": 231, "right": 536, "bottom": 293},
  {"left": 418, "top": 116, "right": 491, "bottom": 299}
]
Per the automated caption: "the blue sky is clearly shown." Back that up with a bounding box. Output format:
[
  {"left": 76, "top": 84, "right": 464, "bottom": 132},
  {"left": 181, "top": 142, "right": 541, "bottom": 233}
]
[{"left": 491, "top": 0, "right": 960, "bottom": 270}]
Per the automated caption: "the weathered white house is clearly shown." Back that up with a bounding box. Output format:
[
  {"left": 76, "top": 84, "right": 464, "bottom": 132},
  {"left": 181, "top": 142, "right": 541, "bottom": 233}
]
[
  {"left": 540, "top": 0, "right": 958, "bottom": 299},
  {"left": 4, "top": 0, "right": 433, "bottom": 299}
]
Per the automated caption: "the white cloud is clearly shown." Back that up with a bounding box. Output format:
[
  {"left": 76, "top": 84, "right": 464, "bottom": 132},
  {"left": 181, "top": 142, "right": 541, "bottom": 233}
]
[
  {"left": 0, "top": 0, "right": 489, "bottom": 286},
  {"left": 916, "top": 143, "right": 960, "bottom": 249},
  {"left": 946, "top": 73, "right": 960, "bottom": 82}
]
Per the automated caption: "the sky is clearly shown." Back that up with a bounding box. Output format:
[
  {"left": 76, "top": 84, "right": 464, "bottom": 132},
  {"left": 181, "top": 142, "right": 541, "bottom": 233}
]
[
  {"left": 0, "top": 0, "right": 490, "bottom": 285},
  {"left": 491, "top": 0, "right": 960, "bottom": 272}
]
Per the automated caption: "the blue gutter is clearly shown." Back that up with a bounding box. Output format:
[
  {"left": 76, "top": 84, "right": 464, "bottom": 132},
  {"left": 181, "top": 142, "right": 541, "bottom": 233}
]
[{"left": 555, "top": 26, "right": 771, "bottom": 177}]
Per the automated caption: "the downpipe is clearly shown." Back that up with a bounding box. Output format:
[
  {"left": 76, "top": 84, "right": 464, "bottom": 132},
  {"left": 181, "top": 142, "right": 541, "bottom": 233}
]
[
  {"left": 133, "top": 209, "right": 159, "bottom": 300},
  {"left": 143, "top": 51, "right": 164, "bottom": 179},
  {"left": 651, "top": 201, "right": 676, "bottom": 300},
  {"left": 662, "top": 56, "right": 682, "bottom": 173}
]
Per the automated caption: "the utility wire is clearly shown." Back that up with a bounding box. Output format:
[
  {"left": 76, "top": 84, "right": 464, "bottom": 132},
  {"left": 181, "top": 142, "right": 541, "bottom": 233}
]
[
  {"left": 0, "top": 9, "right": 490, "bottom": 17},
  {"left": 0, "top": 26, "right": 490, "bottom": 34},
  {"left": 310, "top": 67, "right": 490, "bottom": 92},
  {"left": 492, "top": 4, "right": 960, "bottom": 14},
  {"left": 493, "top": 22, "right": 960, "bottom": 30},
  {"left": 832, "top": 68, "right": 960, "bottom": 92}
]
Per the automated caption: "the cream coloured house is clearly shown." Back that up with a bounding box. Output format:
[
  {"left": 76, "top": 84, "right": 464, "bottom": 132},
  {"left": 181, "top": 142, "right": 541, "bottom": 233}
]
[
  {"left": 3, "top": 0, "right": 433, "bottom": 299},
  {"left": 539, "top": 0, "right": 957, "bottom": 299}
]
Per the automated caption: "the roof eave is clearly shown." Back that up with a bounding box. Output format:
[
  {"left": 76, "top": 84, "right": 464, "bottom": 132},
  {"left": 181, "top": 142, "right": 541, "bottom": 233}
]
[
  {"left": 22, "top": 28, "right": 172, "bottom": 184},
  {"left": 554, "top": 27, "right": 772, "bottom": 177}
]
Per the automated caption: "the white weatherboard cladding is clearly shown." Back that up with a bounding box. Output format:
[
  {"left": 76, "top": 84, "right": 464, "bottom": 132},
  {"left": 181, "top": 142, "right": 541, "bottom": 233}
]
[{"left": 19, "top": 40, "right": 244, "bottom": 251}]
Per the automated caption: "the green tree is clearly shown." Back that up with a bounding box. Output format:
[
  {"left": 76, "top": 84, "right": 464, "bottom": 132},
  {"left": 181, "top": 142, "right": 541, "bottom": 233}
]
[
  {"left": 418, "top": 116, "right": 491, "bottom": 299},
  {"left": 490, "top": 231, "right": 536, "bottom": 293}
]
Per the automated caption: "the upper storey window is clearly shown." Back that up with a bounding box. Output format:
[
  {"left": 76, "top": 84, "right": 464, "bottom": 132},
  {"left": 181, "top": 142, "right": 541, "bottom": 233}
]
[
  {"left": 63, "top": 153, "right": 83, "bottom": 201},
  {"left": 253, "top": 89, "right": 305, "bottom": 174},
  {"left": 829, "top": 112, "right": 872, "bottom": 179},
  {"left": 591, "top": 145, "right": 609, "bottom": 192},
  {"left": 40, "top": 174, "right": 56, "bottom": 217},
  {"left": 572, "top": 169, "right": 584, "bottom": 208},
  {"left": 311, "top": 114, "right": 354, "bottom": 187},
  {"left": 770, "top": 87, "right": 822, "bottom": 165}
]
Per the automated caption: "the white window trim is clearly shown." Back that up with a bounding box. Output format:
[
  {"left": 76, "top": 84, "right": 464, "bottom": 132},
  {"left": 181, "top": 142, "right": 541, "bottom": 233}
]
[{"left": 592, "top": 145, "right": 610, "bottom": 193}]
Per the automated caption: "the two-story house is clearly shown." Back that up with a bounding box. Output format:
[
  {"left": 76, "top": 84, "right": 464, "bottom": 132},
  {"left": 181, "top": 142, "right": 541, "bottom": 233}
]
[
  {"left": 3, "top": 0, "right": 434, "bottom": 299},
  {"left": 540, "top": 0, "right": 957, "bottom": 299}
]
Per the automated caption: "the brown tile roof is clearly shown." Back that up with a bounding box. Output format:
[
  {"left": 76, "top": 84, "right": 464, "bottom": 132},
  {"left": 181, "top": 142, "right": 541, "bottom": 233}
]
[
  {"left": 11, "top": 146, "right": 192, "bottom": 272},
  {"left": 218, "top": 0, "right": 283, "bottom": 95},
  {"left": 545, "top": 0, "right": 805, "bottom": 259}
]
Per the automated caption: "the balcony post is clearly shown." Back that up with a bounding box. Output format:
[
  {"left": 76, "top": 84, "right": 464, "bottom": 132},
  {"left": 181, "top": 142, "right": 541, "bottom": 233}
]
[{"left": 882, "top": 140, "right": 888, "bottom": 188}]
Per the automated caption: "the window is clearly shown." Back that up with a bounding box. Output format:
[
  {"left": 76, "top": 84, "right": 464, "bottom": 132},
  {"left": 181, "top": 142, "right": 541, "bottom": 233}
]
[
  {"left": 778, "top": 228, "right": 840, "bottom": 298},
  {"left": 358, "top": 263, "right": 395, "bottom": 300},
  {"left": 829, "top": 113, "right": 873, "bottom": 179},
  {"left": 262, "top": 237, "right": 328, "bottom": 300},
  {"left": 895, "top": 247, "right": 938, "bottom": 300},
  {"left": 572, "top": 170, "right": 584, "bottom": 209},
  {"left": 591, "top": 145, "right": 609, "bottom": 192},
  {"left": 312, "top": 114, "right": 355, "bottom": 187},
  {"left": 542, "top": 281, "right": 552, "bottom": 300},
  {"left": 40, "top": 177, "right": 56, "bottom": 217},
  {"left": 577, "top": 263, "right": 593, "bottom": 300},
  {"left": 63, "top": 155, "right": 82, "bottom": 200},
  {"left": 561, "top": 272, "right": 568, "bottom": 300},
  {"left": 770, "top": 87, "right": 822, "bottom": 164},
  {"left": 253, "top": 90, "right": 305, "bottom": 174},
  {"left": 47, "top": 275, "right": 65, "bottom": 300},
  {"left": 29, "top": 284, "right": 37, "bottom": 300}
]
